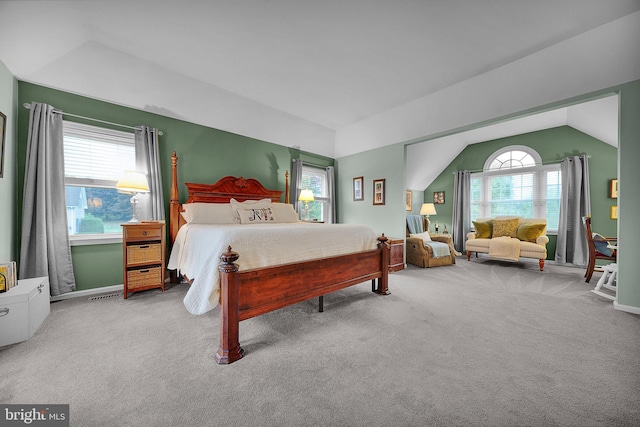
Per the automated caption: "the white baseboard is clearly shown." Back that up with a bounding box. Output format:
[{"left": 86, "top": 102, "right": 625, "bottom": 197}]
[
  {"left": 50, "top": 284, "right": 124, "bottom": 302},
  {"left": 613, "top": 301, "right": 640, "bottom": 315}
]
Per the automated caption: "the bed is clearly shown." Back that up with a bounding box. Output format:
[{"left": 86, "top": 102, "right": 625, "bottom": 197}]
[{"left": 167, "top": 151, "right": 391, "bottom": 364}]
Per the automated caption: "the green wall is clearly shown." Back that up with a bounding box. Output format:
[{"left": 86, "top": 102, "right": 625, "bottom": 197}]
[
  {"left": 16, "top": 82, "right": 332, "bottom": 291},
  {"left": 335, "top": 143, "right": 406, "bottom": 240},
  {"left": 422, "top": 126, "right": 618, "bottom": 259},
  {"left": 0, "top": 60, "right": 17, "bottom": 263},
  {"left": 616, "top": 81, "right": 640, "bottom": 311}
]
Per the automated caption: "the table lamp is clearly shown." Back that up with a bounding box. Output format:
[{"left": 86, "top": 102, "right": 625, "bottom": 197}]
[
  {"left": 420, "top": 203, "right": 437, "bottom": 232},
  {"left": 116, "top": 170, "right": 150, "bottom": 222},
  {"left": 298, "top": 189, "right": 314, "bottom": 221}
]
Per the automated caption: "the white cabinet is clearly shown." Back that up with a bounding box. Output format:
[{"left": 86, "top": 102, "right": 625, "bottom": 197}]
[{"left": 0, "top": 276, "right": 50, "bottom": 347}]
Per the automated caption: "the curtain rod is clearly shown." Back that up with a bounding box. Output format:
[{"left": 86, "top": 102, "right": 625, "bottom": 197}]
[
  {"left": 23, "top": 103, "right": 163, "bottom": 136},
  {"left": 293, "top": 158, "right": 330, "bottom": 169},
  {"left": 453, "top": 155, "right": 592, "bottom": 175}
]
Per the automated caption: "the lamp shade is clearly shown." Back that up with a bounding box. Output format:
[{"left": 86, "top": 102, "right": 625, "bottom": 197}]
[
  {"left": 419, "top": 203, "right": 437, "bottom": 216},
  {"left": 298, "top": 189, "right": 315, "bottom": 202},
  {"left": 116, "top": 171, "right": 150, "bottom": 194}
]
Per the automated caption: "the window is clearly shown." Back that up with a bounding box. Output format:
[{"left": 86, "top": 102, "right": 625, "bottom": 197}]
[
  {"left": 300, "top": 165, "right": 330, "bottom": 222},
  {"left": 470, "top": 146, "right": 561, "bottom": 232},
  {"left": 63, "top": 121, "right": 136, "bottom": 243}
]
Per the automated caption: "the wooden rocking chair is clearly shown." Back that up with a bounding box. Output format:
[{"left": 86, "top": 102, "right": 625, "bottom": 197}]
[{"left": 583, "top": 216, "right": 617, "bottom": 283}]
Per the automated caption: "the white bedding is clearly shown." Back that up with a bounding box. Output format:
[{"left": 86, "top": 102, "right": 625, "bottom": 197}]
[{"left": 167, "top": 222, "right": 379, "bottom": 315}]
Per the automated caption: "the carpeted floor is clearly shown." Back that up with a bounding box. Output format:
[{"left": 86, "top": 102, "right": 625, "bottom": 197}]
[{"left": 1, "top": 256, "right": 639, "bottom": 426}]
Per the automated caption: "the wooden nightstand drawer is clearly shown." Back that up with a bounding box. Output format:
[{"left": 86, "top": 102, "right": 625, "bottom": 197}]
[
  {"left": 124, "top": 226, "right": 162, "bottom": 241},
  {"left": 127, "top": 267, "right": 162, "bottom": 290},
  {"left": 122, "top": 221, "right": 166, "bottom": 299},
  {"left": 127, "top": 243, "right": 162, "bottom": 265}
]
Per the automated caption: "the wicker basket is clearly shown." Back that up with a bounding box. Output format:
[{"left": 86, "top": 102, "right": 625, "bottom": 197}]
[
  {"left": 127, "top": 267, "right": 162, "bottom": 289},
  {"left": 127, "top": 243, "right": 162, "bottom": 264}
]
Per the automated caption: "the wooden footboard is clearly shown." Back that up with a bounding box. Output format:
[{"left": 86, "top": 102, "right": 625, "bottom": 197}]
[{"left": 215, "top": 235, "right": 391, "bottom": 364}]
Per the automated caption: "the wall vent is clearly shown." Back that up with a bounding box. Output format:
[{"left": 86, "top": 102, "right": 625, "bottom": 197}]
[{"left": 88, "top": 293, "right": 122, "bottom": 301}]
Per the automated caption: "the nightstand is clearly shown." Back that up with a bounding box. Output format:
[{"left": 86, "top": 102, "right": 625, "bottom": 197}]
[
  {"left": 122, "top": 221, "right": 166, "bottom": 299},
  {"left": 387, "top": 237, "right": 405, "bottom": 272}
]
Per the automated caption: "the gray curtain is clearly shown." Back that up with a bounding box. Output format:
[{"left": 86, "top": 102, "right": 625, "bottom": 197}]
[
  {"left": 555, "top": 155, "right": 591, "bottom": 265},
  {"left": 20, "top": 102, "right": 76, "bottom": 296},
  {"left": 326, "top": 166, "right": 336, "bottom": 223},
  {"left": 290, "top": 158, "right": 303, "bottom": 213},
  {"left": 452, "top": 170, "right": 471, "bottom": 253},
  {"left": 135, "top": 126, "right": 165, "bottom": 220}
]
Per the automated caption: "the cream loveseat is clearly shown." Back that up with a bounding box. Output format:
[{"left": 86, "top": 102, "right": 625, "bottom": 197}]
[{"left": 465, "top": 217, "right": 549, "bottom": 271}]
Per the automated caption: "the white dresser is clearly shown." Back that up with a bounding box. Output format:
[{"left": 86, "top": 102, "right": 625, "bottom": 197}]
[{"left": 0, "top": 276, "right": 50, "bottom": 347}]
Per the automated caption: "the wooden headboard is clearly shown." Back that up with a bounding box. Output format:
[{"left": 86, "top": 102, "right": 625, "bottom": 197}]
[{"left": 169, "top": 151, "right": 290, "bottom": 244}]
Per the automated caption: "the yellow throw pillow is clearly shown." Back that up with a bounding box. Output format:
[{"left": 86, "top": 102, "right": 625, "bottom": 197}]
[
  {"left": 516, "top": 223, "right": 546, "bottom": 243},
  {"left": 472, "top": 221, "right": 493, "bottom": 239},
  {"left": 492, "top": 218, "right": 520, "bottom": 238}
]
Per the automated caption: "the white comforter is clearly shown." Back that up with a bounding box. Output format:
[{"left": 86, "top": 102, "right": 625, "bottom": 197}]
[{"left": 168, "top": 223, "right": 378, "bottom": 315}]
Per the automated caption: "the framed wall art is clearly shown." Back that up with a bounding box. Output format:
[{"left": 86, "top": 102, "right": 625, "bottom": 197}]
[
  {"left": 353, "top": 176, "right": 364, "bottom": 201},
  {"left": 373, "top": 179, "right": 385, "bottom": 206},
  {"left": 405, "top": 190, "right": 412, "bottom": 211},
  {"left": 609, "top": 179, "right": 618, "bottom": 198},
  {"left": 434, "top": 191, "right": 444, "bottom": 204},
  {"left": 0, "top": 111, "right": 6, "bottom": 179},
  {"left": 610, "top": 205, "right": 618, "bottom": 220}
]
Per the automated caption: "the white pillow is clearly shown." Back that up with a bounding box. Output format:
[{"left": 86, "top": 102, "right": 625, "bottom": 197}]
[
  {"left": 182, "top": 203, "right": 236, "bottom": 224},
  {"left": 237, "top": 207, "right": 276, "bottom": 224},
  {"left": 230, "top": 198, "right": 272, "bottom": 222},
  {"left": 410, "top": 231, "right": 432, "bottom": 243},
  {"left": 270, "top": 203, "right": 299, "bottom": 223}
]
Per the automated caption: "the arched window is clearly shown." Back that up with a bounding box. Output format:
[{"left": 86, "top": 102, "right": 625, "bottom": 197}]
[
  {"left": 471, "top": 146, "right": 561, "bottom": 231},
  {"left": 484, "top": 145, "right": 541, "bottom": 171}
]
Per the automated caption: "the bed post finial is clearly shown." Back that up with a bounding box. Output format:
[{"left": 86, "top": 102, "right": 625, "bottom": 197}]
[
  {"left": 216, "top": 246, "right": 244, "bottom": 364},
  {"left": 285, "top": 170, "right": 290, "bottom": 204},
  {"left": 170, "top": 151, "right": 180, "bottom": 246}
]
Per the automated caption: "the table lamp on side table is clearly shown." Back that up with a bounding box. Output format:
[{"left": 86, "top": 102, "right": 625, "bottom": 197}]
[
  {"left": 420, "top": 202, "right": 437, "bottom": 232},
  {"left": 298, "top": 189, "right": 314, "bottom": 221},
  {"left": 116, "top": 170, "right": 150, "bottom": 223}
]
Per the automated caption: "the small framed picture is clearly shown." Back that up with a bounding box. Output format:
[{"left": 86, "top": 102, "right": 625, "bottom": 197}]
[
  {"left": 373, "top": 179, "right": 385, "bottom": 206},
  {"left": 353, "top": 176, "right": 364, "bottom": 201},
  {"left": 405, "top": 190, "right": 412, "bottom": 211},
  {"left": 434, "top": 191, "right": 445, "bottom": 204},
  {"left": 610, "top": 205, "right": 618, "bottom": 220},
  {"left": 609, "top": 179, "right": 618, "bottom": 199}
]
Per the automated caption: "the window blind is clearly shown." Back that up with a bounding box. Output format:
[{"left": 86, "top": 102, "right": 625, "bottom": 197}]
[
  {"left": 63, "top": 121, "right": 135, "bottom": 186},
  {"left": 471, "top": 164, "right": 561, "bottom": 231}
]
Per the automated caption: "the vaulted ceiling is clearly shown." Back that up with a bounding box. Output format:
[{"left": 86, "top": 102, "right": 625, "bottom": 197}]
[{"left": 1, "top": 1, "right": 638, "bottom": 189}]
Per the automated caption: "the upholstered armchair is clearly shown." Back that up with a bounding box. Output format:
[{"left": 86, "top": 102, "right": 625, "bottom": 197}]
[{"left": 406, "top": 215, "right": 456, "bottom": 268}]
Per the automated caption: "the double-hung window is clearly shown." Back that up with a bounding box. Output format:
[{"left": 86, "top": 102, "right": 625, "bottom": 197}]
[
  {"left": 300, "top": 165, "right": 331, "bottom": 222},
  {"left": 63, "top": 121, "right": 136, "bottom": 244},
  {"left": 470, "top": 146, "right": 561, "bottom": 232}
]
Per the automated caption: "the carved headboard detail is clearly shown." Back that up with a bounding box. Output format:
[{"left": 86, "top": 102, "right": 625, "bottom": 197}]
[{"left": 169, "top": 151, "right": 289, "bottom": 244}]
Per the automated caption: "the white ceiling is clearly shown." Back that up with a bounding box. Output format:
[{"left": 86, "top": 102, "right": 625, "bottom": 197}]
[
  {"left": 0, "top": 1, "right": 636, "bottom": 187},
  {"left": 406, "top": 94, "right": 619, "bottom": 190}
]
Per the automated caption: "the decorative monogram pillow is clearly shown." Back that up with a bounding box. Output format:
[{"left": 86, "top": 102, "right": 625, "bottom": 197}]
[
  {"left": 230, "top": 198, "right": 272, "bottom": 222},
  {"left": 237, "top": 207, "right": 276, "bottom": 224}
]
